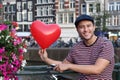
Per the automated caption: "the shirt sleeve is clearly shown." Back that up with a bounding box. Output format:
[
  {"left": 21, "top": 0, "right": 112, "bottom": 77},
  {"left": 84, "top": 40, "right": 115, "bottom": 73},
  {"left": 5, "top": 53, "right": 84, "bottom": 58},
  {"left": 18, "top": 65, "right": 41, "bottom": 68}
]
[
  {"left": 65, "top": 48, "right": 74, "bottom": 63},
  {"left": 99, "top": 40, "right": 115, "bottom": 62}
]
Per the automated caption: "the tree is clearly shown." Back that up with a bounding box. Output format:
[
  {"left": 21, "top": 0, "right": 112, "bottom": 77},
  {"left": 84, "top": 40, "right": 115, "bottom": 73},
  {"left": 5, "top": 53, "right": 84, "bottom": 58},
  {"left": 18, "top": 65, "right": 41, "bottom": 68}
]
[
  {"left": 91, "top": 0, "right": 110, "bottom": 32},
  {"left": 91, "top": 1, "right": 111, "bottom": 37},
  {"left": 102, "top": 10, "right": 110, "bottom": 32}
]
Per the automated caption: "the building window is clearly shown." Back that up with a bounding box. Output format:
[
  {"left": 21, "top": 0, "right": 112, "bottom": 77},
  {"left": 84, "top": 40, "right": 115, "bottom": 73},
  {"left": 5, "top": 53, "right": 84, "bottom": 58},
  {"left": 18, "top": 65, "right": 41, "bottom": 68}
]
[
  {"left": 58, "top": 14, "right": 63, "bottom": 23},
  {"left": 17, "top": 2, "right": 21, "bottom": 11},
  {"left": 81, "top": 4, "right": 86, "bottom": 14},
  {"left": 28, "top": 1, "right": 32, "bottom": 10},
  {"left": 96, "top": 3, "right": 101, "bottom": 12},
  {"left": 22, "top": 2, "right": 27, "bottom": 10},
  {"left": 44, "top": 7, "right": 48, "bottom": 16},
  {"left": 28, "top": 12, "right": 33, "bottom": 21},
  {"left": 17, "top": 24, "right": 30, "bottom": 32},
  {"left": 17, "top": 12, "right": 22, "bottom": 21},
  {"left": 117, "top": 15, "right": 119, "bottom": 25},
  {"left": 116, "top": 2, "right": 120, "bottom": 11},
  {"left": 113, "top": 15, "right": 119, "bottom": 26},
  {"left": 48, "top": 6, "right": 53, "bottom": 15},
  {"left": 37, "top": 0, "right": 42, "bottom": 4},
  {"left": 22, "top": 11, "right": 27, "bottom": 21},
  {"left": 8, "top": 14, "right": 11, "bottom": 21},
  {"left": 8, "top": 6, "right": 10, "bottom": 13},
  {"left": 59, "top": 0, "right": 64, "bottom": 9},
  {"left": 49, "top": 0, "right": 53, "bottom": 3},
  {"left": 11, "top": 14, "right": 14, "bottom": 21},
  {"left": 4, "top": 6, "right": 7, "bottom": 12},
  {"left": 17, "top": 25, "right": 23, "bottom": 32},
  {"left": 4, "top": 15, "right": 7, "bottom": 21},
  {"left": 89, "top": 4, "right": 93, "bottom": 12},
  {"left": 9, "top": 6, "right": 12, "bottom": 12},
  {"left": 109, "top": 3, "right": 114, "bottom": 11},
  {"left": 12, "top": 14, "right": 16, "bottom": 21},
  {"left": 11, "top": 5, "right": 16, "bottom": 12},
  {"left": 119, "top": 15, "right": 120, "bottom": 25},
  {"left": 69, "top": 0, "right": 75, "bottom": 8},
  {"left": 43, "top": 0, "right": 48, "bottom": 3},
  {"left": 37, "top": 7, "right": 43, "bottom": 16},
  {"left": 64, "top": 13, "right": 67, "bottom": 23},
  {"left": 5, "top": 5, "right": 10, "bottom": 13},
  {"left": 69, "top": 13, "right": 74, "bottom": 23},
  {"left": 24, "top": 25, "right": 29, "bottom": 32}
]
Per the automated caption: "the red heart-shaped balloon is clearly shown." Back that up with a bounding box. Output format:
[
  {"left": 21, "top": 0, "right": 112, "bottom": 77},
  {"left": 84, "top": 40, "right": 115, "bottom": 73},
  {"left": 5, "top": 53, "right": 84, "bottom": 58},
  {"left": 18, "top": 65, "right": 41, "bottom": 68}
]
[{"left": 30, "top": 20, "right": 61, "bottom": 49}]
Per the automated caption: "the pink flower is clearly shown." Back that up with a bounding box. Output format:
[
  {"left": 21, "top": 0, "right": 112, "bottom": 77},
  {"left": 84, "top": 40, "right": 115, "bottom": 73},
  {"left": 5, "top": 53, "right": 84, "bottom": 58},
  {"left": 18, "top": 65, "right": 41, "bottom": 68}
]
[
  {"left": 10, "top": 28, "right": 17, "bottom": 38},
  {"left": 0, "top": 56, "right": 2, "bottom": 61},
  {"left": 13, "top": 41, "right": 18, "bottom": 46},
  {"left": 13, "top": 40, "right": 20, "bottom": 46},
  {"left": 0, "top": 47, "right": 5, "bottom": 54},
  {"left": 12, "top": 59, "right": 21, "bottom": 68},
  {"left": 19, "top": 55, "right": 24, "bottom": 61},
  {"left": 11, "top": 21, "right": 18, "bottom": 27},
  {"left": 13, "top": 37, "right": 22, "bottom": 46},
  {"left": 4, "top": 76, "right": 9, "bottom": 80},
  {"left": 0, "top": 22, "right": 27, "bottom": 80},
  {"left": 12, "top": 53, "right": 17, "bottom": 61},
  {"left": 18, "top": 48, "right": 24, "bottom": 54},
  {"left": 0, "top": 24, "right": 7, "bottom": 31},
  {"left": 0, "top": 62, "right": 7, "bottom": 73}
]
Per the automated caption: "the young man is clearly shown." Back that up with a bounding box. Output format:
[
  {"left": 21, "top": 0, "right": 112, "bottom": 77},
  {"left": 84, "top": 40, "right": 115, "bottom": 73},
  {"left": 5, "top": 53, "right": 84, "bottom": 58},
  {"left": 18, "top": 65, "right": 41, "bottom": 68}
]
[{"left": 38, "top": 14, "right": 115, "bottom": 80}]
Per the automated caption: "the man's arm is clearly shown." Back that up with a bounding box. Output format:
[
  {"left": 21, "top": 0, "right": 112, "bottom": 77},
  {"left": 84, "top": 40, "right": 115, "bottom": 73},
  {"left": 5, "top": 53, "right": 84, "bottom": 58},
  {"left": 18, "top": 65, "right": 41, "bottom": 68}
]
[
  {"left": 38, "top": 49, "right": 62, "bottom": 65},
  {"left": 43, "top": 57, "right": 62, "bottom": 65},
  {"left": 55, "top": 58, "right": 110, "bottom": 75},
  {"left": 39, "top": 49, "right": 110, "bottom": 75}
]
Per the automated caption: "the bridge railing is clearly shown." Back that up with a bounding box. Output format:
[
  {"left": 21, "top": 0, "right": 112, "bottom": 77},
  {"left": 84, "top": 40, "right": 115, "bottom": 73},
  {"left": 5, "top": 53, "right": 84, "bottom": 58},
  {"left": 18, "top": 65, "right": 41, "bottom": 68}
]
[{"left": 15, "top": 63, "right": 120, "bottom": 80}]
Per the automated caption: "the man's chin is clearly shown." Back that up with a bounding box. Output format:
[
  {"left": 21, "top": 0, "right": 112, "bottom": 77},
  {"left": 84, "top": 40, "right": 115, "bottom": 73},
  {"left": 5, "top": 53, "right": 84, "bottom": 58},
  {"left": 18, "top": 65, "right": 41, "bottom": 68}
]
[{"left": 81, "top": 36, "right": 91, "bottom": 40}]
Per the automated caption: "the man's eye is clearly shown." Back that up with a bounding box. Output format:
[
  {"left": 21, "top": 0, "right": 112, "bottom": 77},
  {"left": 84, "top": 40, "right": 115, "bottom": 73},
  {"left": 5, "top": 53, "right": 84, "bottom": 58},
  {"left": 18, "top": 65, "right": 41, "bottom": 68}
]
[
  {"left": 78, "top": 26, "right": 84, "bottom": 29},
  {"left": 87, "top": 24, "right": 92, "bottom": 27}
]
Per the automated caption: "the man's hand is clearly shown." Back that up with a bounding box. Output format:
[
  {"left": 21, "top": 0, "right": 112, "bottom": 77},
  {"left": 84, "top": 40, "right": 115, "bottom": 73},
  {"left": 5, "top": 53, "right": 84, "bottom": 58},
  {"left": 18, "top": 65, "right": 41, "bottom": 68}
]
[
  {"left": 38, "top": 49, "right": 48, "bottom": 62},
  {"left": 54, "top": 63, "right": 70, "bottom": 73}
]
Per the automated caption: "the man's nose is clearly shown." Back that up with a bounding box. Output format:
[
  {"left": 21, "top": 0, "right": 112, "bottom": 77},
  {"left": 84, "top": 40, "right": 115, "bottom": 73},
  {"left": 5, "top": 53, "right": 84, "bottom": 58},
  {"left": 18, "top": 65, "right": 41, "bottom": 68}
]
[{"left": 84, "top": 26, "right": 88, "bottom": 31}]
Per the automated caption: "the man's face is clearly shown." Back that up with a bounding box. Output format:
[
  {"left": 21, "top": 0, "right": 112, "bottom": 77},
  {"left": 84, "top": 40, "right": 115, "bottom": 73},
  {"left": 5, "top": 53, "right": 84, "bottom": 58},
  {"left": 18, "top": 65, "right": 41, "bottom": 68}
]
[{"left": 76, "top": 20, "right": 95, "bottom": 40}]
